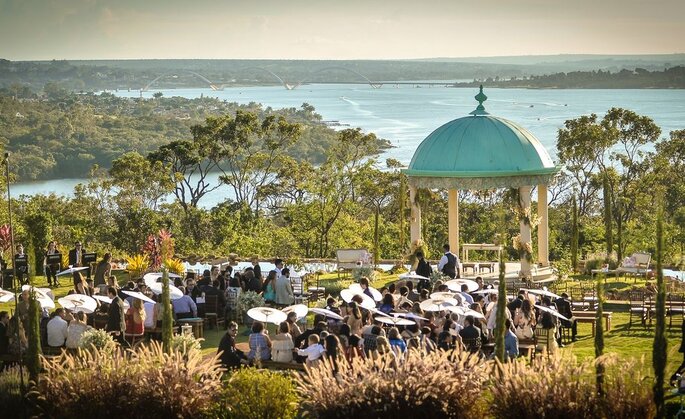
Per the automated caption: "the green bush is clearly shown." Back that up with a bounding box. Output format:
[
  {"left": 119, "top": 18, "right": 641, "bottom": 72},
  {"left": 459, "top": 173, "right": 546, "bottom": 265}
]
[
  {"left": 30, "top": 342, "right": 223, "bottom": 419},
  {"left": 583, "top": 251, "right": 618, "bottom": 274},
  {"left": 296, "top": 351, "right": 487, "bottom": 419},
  {"left": 215, "top": 368, "right": 298, "bottom": 419}
]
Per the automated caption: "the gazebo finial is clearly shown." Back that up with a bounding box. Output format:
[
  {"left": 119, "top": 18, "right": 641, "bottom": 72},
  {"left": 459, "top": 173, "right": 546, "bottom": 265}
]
[{"left": 469, "top": 85, "right": 490, "bottom": 116}]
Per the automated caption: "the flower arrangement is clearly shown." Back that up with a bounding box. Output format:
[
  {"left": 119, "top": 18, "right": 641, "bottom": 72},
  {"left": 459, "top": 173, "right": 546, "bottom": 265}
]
[
  {"left": 512, "top": 234, "right": 533, "bottom": 262},
  {"left": 236, "top": 291, "right": 265, "bottom": 318},
  {"left": 352, "top": 266, "right": 376, "bottom": 282},
  {"left": 125, "top": 254, "right": 150, "bottom": 279},
  {"left": 170, "top": 333, "right": 202, "bottom": 355},
  {"left": 78, "top": 328, "right": 117, "bottom": 355},
  {"left": 406, "top": 239, "right": 429, "bottom": 268}
]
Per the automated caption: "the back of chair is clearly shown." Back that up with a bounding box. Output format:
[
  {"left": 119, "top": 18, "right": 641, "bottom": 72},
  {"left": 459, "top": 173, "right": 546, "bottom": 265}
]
[
  {"left": 633, "top": 252, "right": 652, "bottom": 269},
  {"left": 534, "top": 327, "right": 550, "bottom": 343},
  {"left": 291, "top": 276, "right": 304, "bottom": 295},
  {"left": 461, "top": 337, "right": 482, "bottom": 353},
  {"left": 205, "top": 294, "right": 218, "bottom": 314},
  {"left": 226, "top": 287, "right": 241, "bottom": 310},
  {"left": 628, "top": 291, "right": 645, "bottom": 307}
]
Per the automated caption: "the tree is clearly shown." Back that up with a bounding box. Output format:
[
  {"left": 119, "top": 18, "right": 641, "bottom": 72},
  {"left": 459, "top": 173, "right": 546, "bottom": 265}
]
[
  {"left": 148, "top": 139, "right": 220, "bottom": 213},
  {"left": 27, "top": 290, "right": 42, "bottom": 383},
  {"left": 161, "top": 268, "right": 173, "bottom": 354},
  {"left": 202, "top": 111, "right": 302, "bottom": 212},
  {"left": 571, "top": 195, "right": 579, "bottom": 273},
  {"left": 653, "top": 204, "right": 667, "bottom": 418},
  {"left": 358, "top": 165, "right": 396, "bottom": 265},
  {"left": 109, "top": 152, "right": 174, "bottom": 210},
  {"left": 602, "top": 172, "right": 613, "bottom": 256}
]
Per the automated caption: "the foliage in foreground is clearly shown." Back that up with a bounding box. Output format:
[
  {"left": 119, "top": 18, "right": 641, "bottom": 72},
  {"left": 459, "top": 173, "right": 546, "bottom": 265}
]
[
  {"left": 0, "top": 366, "right": 26, "bottom": 417},
  {"left": 295, "top": 350, "right": 487, "bottom": 419},
  {"left": 490, "top": 354, "right": 655, "bottom": 419},
  {"left": 30, "top": 341, "right": 223, "bottom": 419},
  {"left": 213, "top": 368, "right": 299, "bottom": 419}
]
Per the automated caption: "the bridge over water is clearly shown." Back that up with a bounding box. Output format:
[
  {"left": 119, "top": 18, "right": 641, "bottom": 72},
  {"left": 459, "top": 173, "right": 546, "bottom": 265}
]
[{"left": 141, "top": 67, "right": 459, "bottom": 91}]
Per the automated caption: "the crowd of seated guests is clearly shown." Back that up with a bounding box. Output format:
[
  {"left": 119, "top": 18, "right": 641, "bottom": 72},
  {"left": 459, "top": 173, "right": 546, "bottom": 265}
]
[{"left": 216, "top": 270, "right": 576, "bottom": 370}]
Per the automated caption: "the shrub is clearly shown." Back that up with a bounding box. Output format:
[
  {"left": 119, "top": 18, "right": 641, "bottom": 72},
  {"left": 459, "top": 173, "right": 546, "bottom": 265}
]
[
  {"left": 352, "top": 266, "right": 376, "bottom": 282},
  {"left": 0, "top": 366, "right": 26, "bottom": 416},
  {"left": 163, "top": 258, "right": 186, "bottom": 276},
  {"left": 213, "top": 368, "right": 298, "bottom": 419},
  {"left": 296, "top": 350, "right": 487, "bottom": 418},
  {"left": 170, "top": 332, "right": 203, "bottom": 355},
  {"left": 125, "top": 254, "right": 150, "bottom": 279},
  {"left": 236, "top": 291, "right": 265, "bottom": 318},
  {"left": 30, "top": 341, "right": 223, "bottom": 419},
  {"left": 78, "top": 328, "right": 117, "bottom": 354},
  {"left": 583, "top": 251, "right": 618, "bottom": 274},
  {"left": 322, "top": 280, "right": 351, "bottom": 298},
  {"left": 489, "top": 354, "right": 654, "bottom": 419}
]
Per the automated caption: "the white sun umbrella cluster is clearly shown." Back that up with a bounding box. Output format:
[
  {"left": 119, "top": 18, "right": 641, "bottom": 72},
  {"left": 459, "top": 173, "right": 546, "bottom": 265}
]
[
  {"left": 92, "top": 295, "right": 130, "bottom": 309},
  {"left": 398, "top": 272, "right": 430, "bottom": 282},
  {"left": 143, "top": 272, "right": 183, "bottom": 288},
  {"left": 445, "top": 279, "right": 479, "bottom": 293},
  {"left": 348, "top": 283, "right": 383, "bottom": 302},
  {"left": 21, "top": 285, "right": 55, "bottom": 309},
  {"left": 56, "top": 266, "right": 89, "bottom": 277},
  {"left": 521, "top": 288, "right": 561, "bottom": 299},
  {"left": 147, "top": 282, "right": 184, "bottom": 300},
  {"left": 0, "top": 288, "right": 15, "bottom": 303},
  {"left": 122, "top": 290, "right": 156, "bottom": 304},
  {"left": 419, "top": 297, "right": 460, "bottom": 312},
  {"left": 281, "top": 304, "right": 309, "bottom": 320},
  {"left": 535, "top": 304, "right": 569, "bottom": 321},
  {"left": 309, "top": 307, "right": 344, "bottom": 321}
]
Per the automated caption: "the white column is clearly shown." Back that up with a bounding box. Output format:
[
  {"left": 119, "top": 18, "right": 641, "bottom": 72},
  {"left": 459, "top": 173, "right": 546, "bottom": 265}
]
[
  {"left": 537, "top": 184, "right": 549, "bottom": 267},
  {"left": 519, "top": 186, "right": 532, "bottom": 277},
  {"left": 448, "top": 189, "right": 459, "bottom": 260},
  {"left": 409, "top": 185, "right": 422, "bottom": 247}
]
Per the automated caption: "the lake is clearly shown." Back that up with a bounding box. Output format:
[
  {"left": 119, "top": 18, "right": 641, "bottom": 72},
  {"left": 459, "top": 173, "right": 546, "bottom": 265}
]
[{"left": 12, "top": 84, "right": 685, "bottom": 208}]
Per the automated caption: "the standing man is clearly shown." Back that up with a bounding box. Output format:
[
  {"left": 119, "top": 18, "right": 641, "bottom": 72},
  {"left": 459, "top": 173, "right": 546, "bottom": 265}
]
[
  {"left": 274, "top": 267, "right": 294, "bottom": 306},
  {"left": 106, "top": 286, "right": 127, "bottom": 347},
  {"left": 415, "top": 251, "right": 432, "bottom": 291},
  {"left": 437, "top": 244, "right": 460, "bottom": 279},
  {"left": 44, "top": 241, "right": 61, "bottom": 287},
  {"left": 68, "top": 241, "right": 84, "bottom": 268},
  {"left": 14, "top": 244, "right": 28, "bottom": 286}
]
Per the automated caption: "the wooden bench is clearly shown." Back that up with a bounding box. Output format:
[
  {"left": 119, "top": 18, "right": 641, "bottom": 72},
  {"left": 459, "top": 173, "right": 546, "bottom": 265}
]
[
  {"left": 261, "top": 360, "right": 306, "bottom": 371},
  {"left": 572, "top": 311, "right": 613, "bottom": 336}
]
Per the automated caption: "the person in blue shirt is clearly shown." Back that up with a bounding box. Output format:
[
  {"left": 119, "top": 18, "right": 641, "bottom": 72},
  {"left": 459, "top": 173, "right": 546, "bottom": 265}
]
[
  {"left": 504, "top": 318, "right": 519, "bottom": 360},
  {"left": 379, "top": 293, "right": 394, "bottom": 314},
  {"left": 388, "top": 327, "right": 407, "bottom": 354}
]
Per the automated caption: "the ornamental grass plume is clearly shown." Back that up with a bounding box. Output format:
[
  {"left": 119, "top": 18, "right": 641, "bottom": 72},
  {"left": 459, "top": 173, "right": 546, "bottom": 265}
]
[
  {"left": 295, "top": 350, "right": 487, "bottom": 419},
  {"left": 489, "top": 354, "right": 654, "bottom": 419},
  {"left": 30, "top": 341, "right": 224, "bottom": 419}
]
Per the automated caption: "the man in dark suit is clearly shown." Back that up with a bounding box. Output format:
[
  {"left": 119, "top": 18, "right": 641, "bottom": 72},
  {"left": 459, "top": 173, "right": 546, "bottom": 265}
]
[
  {"left": 554, "top": 293, "right": 577, "bottom": 343},
  {"left": 68, "top": 241, "right": 91, "bottom": 279},
  {"left": 14, "top": 244, "right": 29, "bottom": 286},
  {"left": 106, "top": 286, "right": 127, "bottom": 347}
]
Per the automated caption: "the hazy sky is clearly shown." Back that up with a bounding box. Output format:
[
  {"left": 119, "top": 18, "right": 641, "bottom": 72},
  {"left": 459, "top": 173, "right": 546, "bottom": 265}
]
[{"left": 1, "top": 0, "right": 683, "bottom": 60}]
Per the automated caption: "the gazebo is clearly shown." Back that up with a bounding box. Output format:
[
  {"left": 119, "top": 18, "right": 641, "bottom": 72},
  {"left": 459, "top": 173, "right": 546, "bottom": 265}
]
[{"left": 402, "top": 86, "right": 560, "bottom": 277}]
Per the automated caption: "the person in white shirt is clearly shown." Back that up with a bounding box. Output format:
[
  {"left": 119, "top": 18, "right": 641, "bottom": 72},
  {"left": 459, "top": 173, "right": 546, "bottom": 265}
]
[
  {"left": 143, "top": 301, "right": 156, "bottom": 329},
  {"left": 437, "top": 244, "right": 460, "bottom": 279},
  {"left": 47, "top": 308, "right": 72, "bottom": 348},
  {"left": 297, "top": 334, "right": 326, "bottom": 366}
]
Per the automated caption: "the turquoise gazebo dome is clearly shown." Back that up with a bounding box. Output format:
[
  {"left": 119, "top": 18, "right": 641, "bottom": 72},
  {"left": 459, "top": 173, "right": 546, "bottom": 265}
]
[{"left": 403, "top": 86, "right": 559, "bottom": 189}]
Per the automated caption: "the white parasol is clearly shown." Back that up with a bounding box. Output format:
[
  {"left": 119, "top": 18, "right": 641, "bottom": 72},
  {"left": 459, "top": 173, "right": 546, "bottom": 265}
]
[
  {"left": 522, "top": 288, "right": 561, "bottom": 299},
  {"left": 535, "top": 304, "right": 569, "bottom": 321},
  {"left": 56, "top": 266, "right": 89, "bottom": 277},
  {"left": 58, "top": 294, "right": 97, "bottom": 313},
  {"left": 0, "top": 288, "right": 14, "bottom": 303},
  {"left": 462, "top": 308, "right": 486, "bottom": 320},
  {"left": 472, "top": 289, "right": 499, "bottom": 295},
  {"left": 92, "top": 294, "right": 129, "bottom": 309},
  {"left": 445, "top": 279, "right": 479, "bottom": 293},
  {"left": 121, "top": 290, "right": 156, "bottom": 305},
  {"left": 395, "top": 312, "right": 429, "bottom": 321},
  {"left": 348, "top": 283, "right": 383, "bottom": 302},
  {"left": 147, "top": 282, "right": 184, "bottom": 300},
  {"left": 247, "top": 307, "right": 288, "bottom": 325},
  {"left": 375, "top": 316, "right": 415, "bottom": 326},
  {"left": 143, "top": 272, "right": 182, "bottom": 288},
  {"left": 22, "top": 285, "right": 52, "bottom": 300},
  {"left": 309, "top": 307, "right": 344, "bottom": 321},
  {"left": 446, "top": 305, "right": 465, "bottom": 315},
  {"left": 368, "top": 307, "right": 392, "bottom": 318},
  {"left": 430, "top": 291, "right": 463, "bottom": 304},
  {"left": 282, "top": 304, "right": 309, "bottom": 320},
  {"left": 340, "top": 288, "right": 376, "bottom": 310},
  {"left": 420, "top": 298, "right": 459, "bottom": 312},
  {"left": 399, "top": 272, "right": 430, "bottom": 281}
]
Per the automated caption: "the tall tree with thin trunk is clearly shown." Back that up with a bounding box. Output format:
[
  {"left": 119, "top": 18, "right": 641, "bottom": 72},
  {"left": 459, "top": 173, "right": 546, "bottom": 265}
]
[
  {"left": 653, "top": 204, "right": 667, "bottom": 419},
  {"left": 595, "top": 273, "right": 605, "bottom": 396},
  {"left": 26, "top": 289, "right": 42, "bottom": 383},
  {"left": 161, "top": 268, "right": 173, "bottom": 354},
  {"left": 495, "top": 258, "right": 507, "bottom": 362},
  {"left": 571, "top": 195, "right": 579, "bottom": 273},
  {"left": 602, "top": 173, "right": 613, "bottom": 256}
]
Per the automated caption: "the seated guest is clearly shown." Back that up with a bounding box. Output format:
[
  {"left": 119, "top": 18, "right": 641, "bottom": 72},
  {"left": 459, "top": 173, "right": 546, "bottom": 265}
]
[
  {"left": 504, "top": 318, "right": 519, "bottom": 360},
  {"left": 197, "top": 270, "right": 211, "bottom": 288},
  {"left": 460, "top": 284, "right": 474, "bottom": 305},
  {"left": 7, "top": 316, "right": 28, "bottom": 356},
  {"left": 218, "top": 321, "right": 247, "bottom": 369},
  {"left": 294, "top": 319, "right": 327, "bottom": 349},
  {"left": 0, "top": 311, "right": 10, "bottom": 354},
  {"left": 406, "top": 281, "right": 420, "bottom": 303},
  {"left": 172, "top": 288, "right": 198, "bottom": 319},
  {"left": 379, "top": 293, "right": 395, "bottom": 314},
  {"left": 345, "top": 334, "right": 364, "bottom": 362},
  {"left": 66, "top": 311, "right": 90, "bottom": 349},
  {"left": 247, "top": 321, "right": 271, "bottom": 362},
  {"left": 185, "top": 279, "right": 202, "bottom": 302},
  {"left": 125, "top": 298, "right": 146, "bottom": 335},
  {"left": 204, "top": 279, "right": 227, "bottom": 310},
  {"left": 47, "top": 308, "right": 72, "bottom": 348},
  {"left": 286, "top": 311, "right": 302, "bottom": 340},
  {"left": 297, "top": 334, "right": 325, "bottom": 367},
  {"left": 143, "top": 297, "right": 157, "bottom": 330},
  {"left": 459, "top": 315, "right": 481, "bottom": 340},
  {"left": 362, "top": 325, "right": 382, "bottom": 356},
  {"left": 388, "top": 327, "right": 407, "bottom": 354},
  {"left": 554, "top": 292, "right": 577, "bottom": 343},
  {"left": 324, "top": 334, "right": 342, "bottom": 373},
  {"left": 271, "top": 321, "right": 295, "bottom": 363},
  {"left": 437, "top": 319, "right": 457, "bottom": 351}
]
